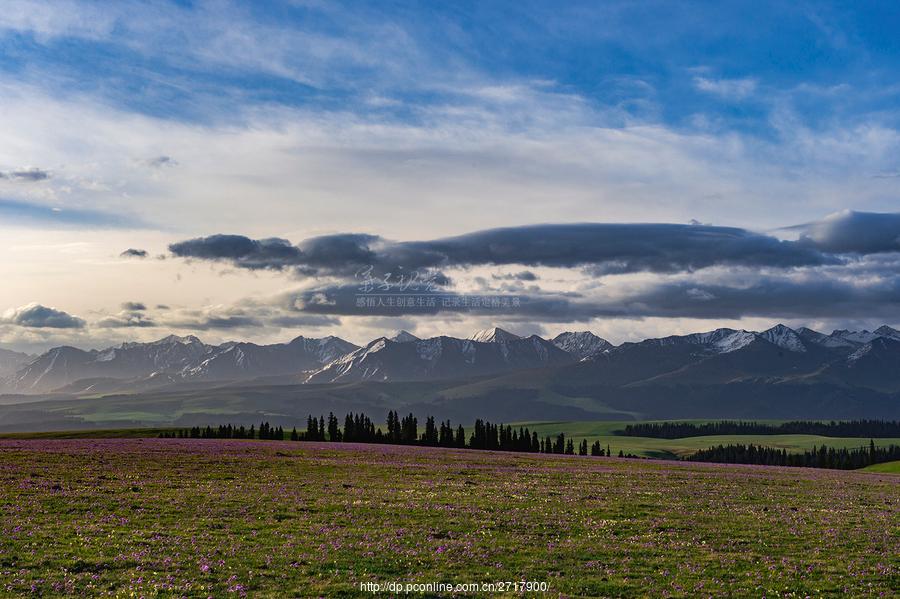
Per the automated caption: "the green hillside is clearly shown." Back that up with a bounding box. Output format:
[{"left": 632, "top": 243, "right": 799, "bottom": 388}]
[
  {"left": 862, "top": 460, "right": 900, "bottom": 474},
  {"left": 516, "top": 420, "right": 900, "bottom": 459}
]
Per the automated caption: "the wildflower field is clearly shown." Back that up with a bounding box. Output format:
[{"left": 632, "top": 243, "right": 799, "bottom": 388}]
[{"left": 0, "top": 439, "right": 897, "bottom": 597}]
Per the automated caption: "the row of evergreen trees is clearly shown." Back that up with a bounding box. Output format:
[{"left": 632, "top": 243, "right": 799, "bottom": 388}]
[
  {"left": 162, "top": 414, "right": 900, "bottom": 470},
  {"left": 160, "top": 423, "right": 285, "bottom": 440},
  {"left": 686, "top": 441, "right": 900, "bottom": 469},
  {"left": 621, "top": 419, "right": 900, "bottom": 439},
  {"left": 159, "top": 411, "right": 619, "bottom": 457}
]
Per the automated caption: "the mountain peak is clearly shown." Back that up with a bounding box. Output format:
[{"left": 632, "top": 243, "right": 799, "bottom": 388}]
[
  {"left": 552, "top": 331, "right": 613, "bottom": 359},
  {"left": 796, "top": 326, "right": 821, "bottom": 336},
  {"left": 830, "top": 329, "right": 879, "bottom": 345},
  {"left": 760, "top": 324, "right": 806, "bottom": 352},
  {"left": 154, "top": 334, "right": 203, "bottom": 346},
  {"left": 874, "top": 325, "right": 900, "bottom": 340},
  {"left": 469, "top": 327, "right": 522, "bottom": 343},
  {"left": 390, "top": 330, "right": 420, "bottom": 343}
]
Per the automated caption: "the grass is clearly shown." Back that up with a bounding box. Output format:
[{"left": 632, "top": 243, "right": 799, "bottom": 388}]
[
  {"left": 863, "top": 460, "right": 900, "bottom": 474},
  {"left": 4, "top": 421, "right": 898, "bottom": 460},
  {"left": 0, "top": 439, "right": 896, "bottom": 597},
  {"left": 0, "top": 427, "right": 183, "bottom": 439},
  {"left": 517, "top": 420, "right": 900, "bottom": 458}
]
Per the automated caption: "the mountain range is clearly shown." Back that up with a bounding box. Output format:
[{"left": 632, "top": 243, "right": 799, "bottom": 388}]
[{"left": 1, "top": 324, "right": 899, "bottom": 430}]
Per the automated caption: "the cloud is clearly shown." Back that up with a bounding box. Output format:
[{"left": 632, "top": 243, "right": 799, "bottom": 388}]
[
  {"left": 121, "top": 302, "right": 147, "bottom": 311},
  {"left": 271, "top": 263, "right": 900, "bottom": 323},
  {"left": 694, "top": 76, "right": 758, "bottom": 100},
  {"left": 168, "top": 235, "right": 304, "bottom": 270},
  {"left": 1, "top": 303, "right": 85, "bottom": 328},
  {"left": 0, "top": 0, "right": 116, "bottom": 41},
  {"left": 591, "top": 274, "right": 900, "bottom": 320},
  {"left": 120, "top": 248, "right": 149, "bottom": 258},
  {"left": 168, "top": 221, "right": 833, "bottom": 277},
  {"left": 145, "top": 155, "right": 177, "bottom": 168},
  {"left": 267, "top": 314, "right": 342, "bottom": 328},
  {"left": 96, "top": 311, "right": 156, "bottom": 328},
  {"left": 492, "top": 270, "right": 538, "bottom": 281},
  {"left": 0, "top": 167, "right": 51, "bottom": 181},
  {"left": 161, "top": 306, "right": 264, "bottom": 331},
  {"left": 793, "top": 210, "right": 900, "bottom": 254}
]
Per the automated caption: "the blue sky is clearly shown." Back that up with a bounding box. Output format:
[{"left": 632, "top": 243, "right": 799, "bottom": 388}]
[
  {"left": 0, "top": 0, "right": 899, "bottom": 351},
  {"left": 3, "top": 1, "right": 900, "bottom": 134}
]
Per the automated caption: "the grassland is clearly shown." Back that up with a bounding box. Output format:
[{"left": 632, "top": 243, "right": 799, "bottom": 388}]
[
  {"left": 3, "top": 420, "right": 898, "bottom": 461},
  {"left": 863, "top": 460, "right": 900, "bottom": 474},
  {"left": 0, "top": 439, "right": 896, "bottom": 597},
  {"left": 518, "top": 420, "right": 900, "bottom": 459}
]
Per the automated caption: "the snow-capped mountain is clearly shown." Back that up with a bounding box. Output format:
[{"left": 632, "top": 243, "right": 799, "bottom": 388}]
[
  {"left": 179, "top": 336, "right": 359, "bottom": 381},
  {"left": 797, "top": 325, "right": 900, "bottom": 349},
  {"left": 796, "top": 327, "right": 856, "bottom": 349},
  {"left": 3, "top": 323, "right": 899, "bottom": 394},
  {"left": 0, "top": 348, "right": 33, "bottom": 378},
  {"left": 1, "top": 334, "right": 358, "bottom": 393},
  {"left": 817, "top": 336, "right": 900, "bottom": 391},
  {"left": 94, "top": 335, "right": 215, "bottom": 375},
  {"left": 469, "top": 327, "right": 523, "bottom": 343},
  {"left": 306, "top": 331, "right": 574, "bottom": 383},
  {"left": 7, "top": 346, "right": 96, "bottom": 393},
  {"left": 637, "top": 324, "right": 809, "bottom": 355},
  {"left": 829, "top": 329, "right": 882, "bottom": 345},
  {"left": 640, "top": 327, "right": 757, "bottom": 354},
  {"left": 390, "top": 330, "right": 421, "bottom": 343},
  {"left": 873, "top": 325, "right": 900, "bottom": 341},
  {"left": 552, "top": 331, "right": 613, "bottom": 359},
  {"left": 759, "top": 324, "right": 807, "bottom": 353}
]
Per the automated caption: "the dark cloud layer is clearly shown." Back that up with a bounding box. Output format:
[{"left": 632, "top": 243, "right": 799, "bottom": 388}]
[
  {"left": 169, "top": 235, "right": 303, "bottom": 270},
  {"left": 2, "top": 304, "right": 86, "bottom": 329},
  {"left": 168, "top": 219, "right": 852, "bottom": 277},
  {"left": 592, "top": 277, "right": 900, "bottom": 320},
  {"left": 121, "top": 248, "right": 149, "bottom": 258},
  {"left": 403, "top": 223, "right": 831, "bottom": 274},
  {"left": 162, "top": 212, "right": 900, "bottom": 325},
  {"left": 0, "top": 168, "right": 51, "bottom": 181},
  {"left": 280, "top": 272, "right": 900, "bottom": 322},
  {"left": 795, "top": 210, "right": 900, "bottom": 254}
]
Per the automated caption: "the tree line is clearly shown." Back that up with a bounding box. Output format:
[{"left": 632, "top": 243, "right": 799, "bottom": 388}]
[
  {"left": 160, "top": 423, "right": 286, "bottom": 440},
  {"left": 158, "top": 413, "right": 898, "bottom": 470},
  {"left": 685, "top": 441, "right": 900, "bottom": 469},
  {"left": 159, "top": 410, "right": 617, "bottom": 456},
  {"left": 620, "top": 419, "right": 900, "bottom": 439}
]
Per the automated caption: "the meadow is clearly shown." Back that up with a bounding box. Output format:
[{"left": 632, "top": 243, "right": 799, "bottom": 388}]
[
  {"left": 0, "top": 439, "right": 897, "bottom": 597},
  {"left": 5, "top": 419, "right": 899, "bottom": 461},
  {"left": 518, "top": 420, "right": 900, "bottom": 459}
]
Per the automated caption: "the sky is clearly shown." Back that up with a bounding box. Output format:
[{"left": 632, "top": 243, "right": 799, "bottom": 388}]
[{"left": 1, "top": 0, "right": 899, "bottom": 353}]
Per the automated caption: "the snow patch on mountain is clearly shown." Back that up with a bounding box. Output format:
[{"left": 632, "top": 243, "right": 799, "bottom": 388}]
[
  {"left": 469, "top": 327, "right": 522, "bottom": 343},
  {"left": 552, "top": 331, "right": 613, "bottom": 359},
  {"left": 391, "top": 330, "right": 420, "bottom": 343},
  {"left": 760, "top": 324, "right": 807, "bottom": 353}
]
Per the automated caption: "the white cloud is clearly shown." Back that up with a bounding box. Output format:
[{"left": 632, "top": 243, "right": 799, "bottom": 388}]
[
  {"left": 694, "top": 76, "right": 758, "bottom": 100},
  {"left": 0, "top": 0, "right": 117, "bottom": 41}
]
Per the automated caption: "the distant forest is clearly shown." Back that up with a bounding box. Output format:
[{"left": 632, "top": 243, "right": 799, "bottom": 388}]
[
  {"left": 158, "top": 411, "right": 900, "bottom": 471},
  {"left": 619, "top": 420, "right": 900, "bottom": 439},
  {"left": 687, "top": 442, "right": 900, "bottom": 470},
  {"left": 161, "top": 411, "right": 612, "bottom": 457}
]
